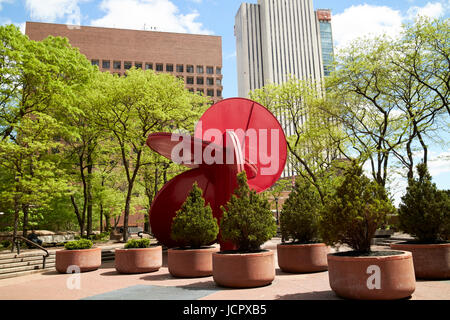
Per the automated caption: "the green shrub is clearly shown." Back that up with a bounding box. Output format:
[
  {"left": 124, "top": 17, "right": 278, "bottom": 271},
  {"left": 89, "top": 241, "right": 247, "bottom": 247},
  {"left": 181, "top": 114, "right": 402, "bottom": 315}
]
[
  {"left": 124, "top": 238, "right": 151, "bottom": 249},
  {"left": 398, "top": 163, "right": 450, "bottom": 243},
  {"left": 280, "top": 177, "right": 322, "bottom": 243},
  {"left": 171, "top": 182, "right": 219, "bottom": 248},
  {"left": 319, "top": 162, "right": 395, "bottom": 253},
  {"left": 220, "top": 171, "right": 277, "bottom": 252},
  {"left": 64, "top": 239, "right": 93, "bottom": 250}
]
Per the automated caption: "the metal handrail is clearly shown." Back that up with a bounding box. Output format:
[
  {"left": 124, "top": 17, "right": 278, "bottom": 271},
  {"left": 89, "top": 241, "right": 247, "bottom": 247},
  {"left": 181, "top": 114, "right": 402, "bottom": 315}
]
[
  {"left": 12, "top": 235, "right": 50, "bottom": 269},
  {"left": 137, "top": 231, "right": 152, "bottom": 239}
]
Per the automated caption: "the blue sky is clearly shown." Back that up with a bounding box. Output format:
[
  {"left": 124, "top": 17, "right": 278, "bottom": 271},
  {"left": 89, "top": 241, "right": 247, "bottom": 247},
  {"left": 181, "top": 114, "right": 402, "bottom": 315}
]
[{"left": 0, "top": 0, "right": 449, "bottom": 199}]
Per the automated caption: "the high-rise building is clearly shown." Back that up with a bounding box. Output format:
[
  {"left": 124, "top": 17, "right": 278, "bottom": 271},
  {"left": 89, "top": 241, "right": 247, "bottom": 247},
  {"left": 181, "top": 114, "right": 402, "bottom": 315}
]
[
  {"left": 235, "top": 0, "right": 334, "bottom": 97},
  {"left": 316, "top": 9, "right": 334, "bottom": 76},
  {"left": 235, "top": 0, "right": 335, "bottom": 177},
  {"left": 25, "top": 22, "right": 224, "bottom": 104}
]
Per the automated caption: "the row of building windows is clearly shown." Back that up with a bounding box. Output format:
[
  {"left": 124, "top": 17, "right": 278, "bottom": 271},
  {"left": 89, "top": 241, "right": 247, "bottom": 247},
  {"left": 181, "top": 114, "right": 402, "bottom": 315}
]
[
  {"left": 108, "top": 71, "right": 223, "bottom": 97},
  {"left": 91, "top": 59, "right": 222, "bottom": 75}
]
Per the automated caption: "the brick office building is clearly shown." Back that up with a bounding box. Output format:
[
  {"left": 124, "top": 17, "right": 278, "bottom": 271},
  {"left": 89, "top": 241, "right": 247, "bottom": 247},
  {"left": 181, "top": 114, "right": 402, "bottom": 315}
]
[{"left": 25, "top": 22, "right": 224, "bottom": 103}]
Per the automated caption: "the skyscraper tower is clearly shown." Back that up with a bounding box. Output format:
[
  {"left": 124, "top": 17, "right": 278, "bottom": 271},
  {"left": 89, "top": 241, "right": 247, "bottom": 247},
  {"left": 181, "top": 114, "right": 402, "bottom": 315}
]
[
  {"left": 235, "top": 0, "right": 333, "bottom": 98},
  {"left": 316, "top": 9, "right": 334, "bottom": 76}
]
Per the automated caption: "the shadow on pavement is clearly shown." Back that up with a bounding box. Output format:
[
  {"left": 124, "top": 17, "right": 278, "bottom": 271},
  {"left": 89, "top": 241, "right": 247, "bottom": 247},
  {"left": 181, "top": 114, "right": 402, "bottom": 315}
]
[{"left": 275, "top": 290, "right": 339, "bottom": 300}]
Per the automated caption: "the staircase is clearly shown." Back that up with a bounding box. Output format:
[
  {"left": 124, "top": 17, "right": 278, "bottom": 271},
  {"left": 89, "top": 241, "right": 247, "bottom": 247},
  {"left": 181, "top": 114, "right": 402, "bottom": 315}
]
[
  {"left": 0, "top": 251, "right": 56, "bottom": 280},
  {"left": 0, "top": 247, "right": 117, "bottom": 280}
]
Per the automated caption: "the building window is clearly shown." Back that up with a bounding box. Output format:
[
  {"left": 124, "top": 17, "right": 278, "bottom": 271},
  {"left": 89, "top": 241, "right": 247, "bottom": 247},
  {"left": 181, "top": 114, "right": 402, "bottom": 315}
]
[
  {"left": 216, "top": 78, "right": 222, "bottom": 86},
  {"left": 124, "top": 61, "right": 132, "bottom": 70},
  {"left": 102, "top": 60, "right": 110, "bottom": 69},
  {"left": 145, "top": 63, "right": 153, "bottom": 70},
  {"left": 206, "top": 78, "right": 214, "bottom": 86},
  {"left": 217, "top": 90, "right": 222, "bottom": 97},
  {"left": 91, "top": 59, "right": 99, "bottom": 66},
  {"left": 216, "top": 67, "right": 222, "bottom": 75},
  {"left": 156, "top": 63, "right": 164, "bottom": 71},
  {"left": 196, "top": 89, "right": 204, "bottom": 95},
  {"left": 113, "top": 61, "right": 121, "bottom": 69},
  {"left": 166, "top": 64, "right": 174, "bottom": 72},
  {"left": 197, "top": 65, "right": 204, "bottom": 74},
  {"left": 207, "top": 89, "right": 214, "bottom": 97},
  {"left": 186, "top": 77, "right": 194, "bottom": 85},
  {"left": 188, "top": 88, "right": 194, "bottom": 93},
  {"left": 187, "top": 65, "right": 194, "bottom": 73},
  {"left": 206, "top": 66, "right": 214, "bottom": 74},
  {"left": 177, "top": 76, "right": 184, "bottom": 81},
  {"left": 135, "top": 62, "right": 143, "bottom": 69},
  {"left": 197, "top": 77, "right": 204, "bottom": 85},
  {"left": 176, "top": 65, "right": 184, "bottom": 73}
]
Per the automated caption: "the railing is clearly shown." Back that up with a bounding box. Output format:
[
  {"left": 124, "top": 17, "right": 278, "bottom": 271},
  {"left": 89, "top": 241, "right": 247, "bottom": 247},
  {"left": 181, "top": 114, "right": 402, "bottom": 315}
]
[
  {"left": 12, "top": 235, "right": 50, "bottom": 269},
  {"left": 137, "top": 231, "right": 152, "bottom": 239}
]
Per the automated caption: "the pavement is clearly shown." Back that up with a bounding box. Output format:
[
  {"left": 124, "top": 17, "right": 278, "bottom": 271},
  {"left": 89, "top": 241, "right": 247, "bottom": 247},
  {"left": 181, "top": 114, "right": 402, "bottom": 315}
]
[{"left": 0, "top": 238, "right": 448, "bottom": 301}]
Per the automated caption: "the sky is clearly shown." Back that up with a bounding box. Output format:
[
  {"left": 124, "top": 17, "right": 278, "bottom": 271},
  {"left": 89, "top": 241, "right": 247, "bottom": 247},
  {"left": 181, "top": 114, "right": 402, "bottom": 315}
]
[{"left": 0, "top": 0, "right": 449, "bottom": 201}]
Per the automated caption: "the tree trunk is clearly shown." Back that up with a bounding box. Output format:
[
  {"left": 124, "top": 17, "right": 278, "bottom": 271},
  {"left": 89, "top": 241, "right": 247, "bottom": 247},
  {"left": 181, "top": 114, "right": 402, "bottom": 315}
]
[
  {"left": 22, "top": 204, "right": 29, "bottom": 238},
  {"left": 86, "top": 147, "right": 94, "bottom": 237},
  {"left": 11, "top": 197, "right": 20, "bottom": 253}
]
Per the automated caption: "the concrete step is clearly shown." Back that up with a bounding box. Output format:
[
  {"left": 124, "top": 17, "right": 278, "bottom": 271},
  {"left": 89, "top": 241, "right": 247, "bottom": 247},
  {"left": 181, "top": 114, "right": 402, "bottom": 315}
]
[
  {"left": 0, "top": 267, "right": 56, "bottom": 280},
  {"left": 0, "top": 262, "right": 56, "bottom": 275},
  {"left": 0, "top": 251, "right": 55, "bottom": 261},
  {"left": 0, "top": 258, "right": 55, "bottom": 270},
  {"left": 0, "top": 254, "right": 55, "bottom": 265}
]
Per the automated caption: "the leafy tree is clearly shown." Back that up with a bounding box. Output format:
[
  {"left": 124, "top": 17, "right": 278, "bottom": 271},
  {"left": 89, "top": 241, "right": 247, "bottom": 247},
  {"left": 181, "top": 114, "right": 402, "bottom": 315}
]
[
  {"left": 93, "top": 69, "right": 208, "bottom": 241},
  {"left": 171, "top": 182, "right": 219, "bottom": 248},
  {"left": 250, "top": 77, "right": 348, "bottom": 203},
  {"left": 280, "top": 177, "right": 322, "bottom": 243},
  {"left": 0, "top": 25, "right": 94, "bottom": 246},
  {"left": 320, "top": 161, "right": 395, "bottom": 253},
  {"left": 398, "top": 163, "right": 450, "bottom": 243},
  {"left": 220, "top": 172, "right": 277, "bottom": 252}
]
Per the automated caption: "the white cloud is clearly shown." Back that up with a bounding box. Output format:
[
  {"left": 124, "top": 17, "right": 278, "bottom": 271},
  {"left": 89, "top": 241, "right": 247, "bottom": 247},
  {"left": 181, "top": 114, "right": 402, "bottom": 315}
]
[
  {"left": 332, "top": 1, "right": 450, "bottom": 50},
  {"left": 332, "top": 4, "right": 403, "bottom": 49},
  {"left": 427, "top": 150, "right": 450, "bottom": 177},
  {"left": 407, "top": 2, "right": 445, "bottom": 19},
  {"left": 90, "top": 0, "right": 212, "bottom": 35},
  {"left": 25, "top": 0, "right": 89, "bottom": 25}
]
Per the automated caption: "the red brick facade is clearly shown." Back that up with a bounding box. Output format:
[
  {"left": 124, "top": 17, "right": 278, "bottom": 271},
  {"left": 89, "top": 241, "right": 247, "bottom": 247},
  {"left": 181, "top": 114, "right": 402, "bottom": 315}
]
[{"left": 25, "top": 22, "right": 223, "bottom": 103}]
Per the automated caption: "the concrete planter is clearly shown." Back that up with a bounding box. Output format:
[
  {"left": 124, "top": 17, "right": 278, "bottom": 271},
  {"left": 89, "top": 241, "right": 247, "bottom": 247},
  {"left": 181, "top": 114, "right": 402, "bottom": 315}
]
[
  {"left": 390, "top": 242, "right": 450, "bottom": 279},
  {"left": 327, "top": 250, "right": 416, "bottom": 300},
  {"left": 212, "top": 250, "right": 275, "bottom": 288},
  {"left": 56, "top": 247, "right": 101, "bottom": 273},
  {"left": 115, "top": 246, "right": 162, "bottom": 274},
  {"left": 168, "top": 247, "right": 219, "bottom": 278},
  {"left": 277, "top": 243, "right": 329, "bottom": 273}
]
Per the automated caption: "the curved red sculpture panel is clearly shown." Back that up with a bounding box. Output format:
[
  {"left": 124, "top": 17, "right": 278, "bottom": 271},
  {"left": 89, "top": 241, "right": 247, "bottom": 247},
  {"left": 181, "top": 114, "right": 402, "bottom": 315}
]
[{"left": 146, "top": 98, "right": 287, "bottom": 250}]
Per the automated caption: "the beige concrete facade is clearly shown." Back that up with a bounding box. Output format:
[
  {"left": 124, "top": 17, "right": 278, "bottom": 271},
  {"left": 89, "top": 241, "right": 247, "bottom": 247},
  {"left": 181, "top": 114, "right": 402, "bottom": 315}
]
[{"left": 25, "top": 22, "right": 223, "bottom": 103}]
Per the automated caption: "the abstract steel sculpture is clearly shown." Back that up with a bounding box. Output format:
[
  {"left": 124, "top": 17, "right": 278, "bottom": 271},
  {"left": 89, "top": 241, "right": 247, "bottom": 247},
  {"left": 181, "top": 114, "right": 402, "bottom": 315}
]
[{"left": 146, "top": 98, "right": 287, "bottom": 250}]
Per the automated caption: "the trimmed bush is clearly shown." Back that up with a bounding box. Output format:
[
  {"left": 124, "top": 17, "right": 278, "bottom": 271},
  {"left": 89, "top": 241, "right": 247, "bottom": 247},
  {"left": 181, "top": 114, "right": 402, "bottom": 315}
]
[
  {"left": 398, "top": 163, "right": 450, "bottom": 243},
  {"left": 171, "top": 182, "right": 219, "bottom": 248},
  {"left": 220, "top": 171, "right": 277, "bottom": 252},
  {"left": 319, "top": 162, "right": 395, "bottom": 253},
  {"left": 64, "top": 239, "right": 93, "bottom": 250},
  {"left": 124, "top": 238, "right": 151, "bottom": 249},
  {"left": 280, "top": 177, "right": 322, "bottom": 243}
]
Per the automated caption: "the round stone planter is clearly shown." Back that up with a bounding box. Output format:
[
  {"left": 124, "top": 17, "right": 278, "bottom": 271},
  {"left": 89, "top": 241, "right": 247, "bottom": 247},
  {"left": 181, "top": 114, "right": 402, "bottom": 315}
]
[
  {"left": 390, "top": 242, "right": 450, "bottom": 279},
  {"left": 168, "top": 247, "right": 219, "bottom": 278},
  {"left": 277, "top": 243, "right": 329, "bottom": 273},
  {"left": 212, "top": 250, "right": 275, "bottom": 288},
  {"left": 327, "top": 250, "right": 416, "bottom": 300},
  {"left": 115, "top": 246, "right": 162, "bottom": 274},
  {"left": 56, "top": 247, "right": 101, "bottom": 273}
]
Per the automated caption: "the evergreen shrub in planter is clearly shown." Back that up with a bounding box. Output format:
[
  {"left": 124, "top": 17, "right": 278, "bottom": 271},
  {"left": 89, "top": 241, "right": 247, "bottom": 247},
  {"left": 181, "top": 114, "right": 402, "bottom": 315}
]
[
  {"left": 320, "top": 162, "right": 416, "bottom": 300},
  {"left": 277, "top": 178, "right": 328, "bottom": 273},
  {"left": 212, "top": 172, "right": 277, "bottom": 288},
  {"left": 168, "top": 182, "right": 219, "bottom": 278},
  {"left": 391, "top": 163, "right": 450, "bottom": 279}
]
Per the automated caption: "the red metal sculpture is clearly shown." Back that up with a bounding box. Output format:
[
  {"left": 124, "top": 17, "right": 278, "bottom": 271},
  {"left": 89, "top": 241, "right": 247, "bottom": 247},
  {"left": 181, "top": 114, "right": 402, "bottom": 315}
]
[{"left": 146, "top": 98, "right": 287, "bottom": 250}]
